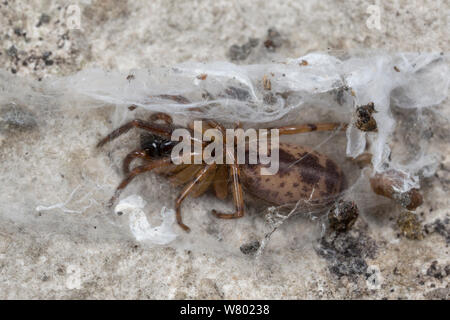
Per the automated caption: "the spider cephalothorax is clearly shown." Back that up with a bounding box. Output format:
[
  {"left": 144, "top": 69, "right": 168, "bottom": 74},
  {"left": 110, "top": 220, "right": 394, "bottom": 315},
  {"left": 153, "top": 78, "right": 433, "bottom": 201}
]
[{"left": 140, "top": 133, "right": 178, "bottom": 158}]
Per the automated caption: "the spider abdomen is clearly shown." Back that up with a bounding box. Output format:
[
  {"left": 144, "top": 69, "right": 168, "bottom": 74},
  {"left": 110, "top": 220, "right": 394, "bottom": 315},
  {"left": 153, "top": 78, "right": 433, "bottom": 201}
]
[{"left": 240, "top": 143, "right": 345, "bottom": 206}]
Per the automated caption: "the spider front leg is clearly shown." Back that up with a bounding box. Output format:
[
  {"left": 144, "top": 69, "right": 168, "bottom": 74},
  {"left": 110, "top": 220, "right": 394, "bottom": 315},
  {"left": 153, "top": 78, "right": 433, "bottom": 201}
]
[
  {"left": 108, "top": 158, "right": 173, "bottom": 207},
  {"left": 175, "top": 164, "right": 217, "bottom": 232},
  {"left": 149, "top": 112, "right": 173, "bottom": 125},
  {"left": 206, "top": 121, "right": 245, "bottom": 219},
  {"left": 211, "top": 163, "right": 245, "bottom": 219},
  {"left": 122, "top": 149, "right": 152, "bottom": 175},
  {"left": 96, "top": 119, "right": 173, "bottom": 148}
]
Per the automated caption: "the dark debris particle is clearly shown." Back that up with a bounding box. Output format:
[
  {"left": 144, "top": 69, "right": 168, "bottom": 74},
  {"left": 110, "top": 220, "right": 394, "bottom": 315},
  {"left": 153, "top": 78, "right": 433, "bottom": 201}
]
[
  {"left": 263, "top": 92, "right": 278, "bottom": 105},
  {"left": 42, "top": 51, "right": 54, "bottom": 66},
  {"left": 316, "top": 229, "right": 377, "bottom": 281},
  {"left": 6, "top": 45, "right": 18, "bottom": 58},
  {"left": 0, "top": 103, "right": 38, "bottom": 131},
  {"left": 36, "top": 13, "right": 51, "bottom": 27},
  {"left": 335, "top": 85, "right": 351, "bottom": 105},
  {"left": 240, "top": 240, "right": 260, "bottom": 255},
  {"left": 327, "top": 200, "right": 359, "bottom": 233},
  {"left": 426, "top": 261, "right": 448, "bottom": 280},
  {"left": 202, "top": 91, "right": 214, "bottom": 101},
  {"left": 228, "top": 38, "right": 259, "bottom": 61},
  {"left": 225, "top": 86, "right": 251, "bottom": 101},
  {"left": 393, "top": 189, "right": 423, "bottom": 210},
  {"left": 424, "top": 217, "right": 449, "bottom": 244},
  {"left": 42, "top": 51, "right": 52, "bottom": 60},
  {"left": 14, "top": 27, "right": 24, "bottom": 36},
  {"left": 397, "top": 211, "right": 423, "bottom": 240},
  {"left": 355, "top": 102, "right": 377, "bottom": 132},
  {"left": 299, "top": 59, "right": 308, "bottom": 66},
  {"left": 264, "top": 28, "right": 283, "bottom": 52}
]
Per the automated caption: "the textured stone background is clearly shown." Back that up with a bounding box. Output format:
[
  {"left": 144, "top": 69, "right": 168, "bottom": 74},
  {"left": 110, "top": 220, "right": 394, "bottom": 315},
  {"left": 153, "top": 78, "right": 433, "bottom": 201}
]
[{"left": 0, "top": 0, "right": 449, "bottom": 299}]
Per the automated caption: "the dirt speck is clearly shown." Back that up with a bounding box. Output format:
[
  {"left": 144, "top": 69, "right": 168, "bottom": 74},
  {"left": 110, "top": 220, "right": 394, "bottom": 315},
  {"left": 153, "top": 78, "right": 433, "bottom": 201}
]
[
  {"left": 264, "top": 28, "right": 283, "bottom": 52},
  {"left": 426, "top": 261, "right": 449, "bottom": 280},
  {"left": 317, "top": 227, "right": 377, "bottom": 281},
  {"left": 240, "top": 240, "right": 260, "bottom": 255},
  {"left": 327, "top": 200, "right": 359, "bottom": 233},
  {"left": 355, "top": 102, "right": 377, "bottom": 132},
  {"left": 0, "top": 103, "right": 37, "bottom": 133},
  {"left": 36, "top": 13, "right": 51, "bottom": 27},
  {"left": 228, "top": 38, "right": 259, "bottom": 61},
  {"left": 424, "top": 217, "right": 449, "bottom": 244}
]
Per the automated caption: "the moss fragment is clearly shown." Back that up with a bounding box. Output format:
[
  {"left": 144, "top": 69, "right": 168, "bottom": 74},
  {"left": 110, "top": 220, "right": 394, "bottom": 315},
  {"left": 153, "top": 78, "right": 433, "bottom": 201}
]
[{"left": 397, "top": 211, "right": 423, "bottom": 240}]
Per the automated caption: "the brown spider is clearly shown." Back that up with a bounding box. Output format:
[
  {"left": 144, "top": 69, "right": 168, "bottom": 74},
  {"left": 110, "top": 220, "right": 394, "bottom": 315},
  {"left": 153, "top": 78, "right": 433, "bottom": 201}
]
[{"left": 97, "top": 112, "right": 349, "bottom": 232}]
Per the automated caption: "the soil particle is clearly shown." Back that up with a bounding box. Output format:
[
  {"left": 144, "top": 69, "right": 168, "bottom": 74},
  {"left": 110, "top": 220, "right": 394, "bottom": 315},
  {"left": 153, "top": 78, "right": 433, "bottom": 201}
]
[
  {"left": 36, "top": 13, "right": 51, "bottom": 28},
  {"left": 264, "top": 28, "right": 283, "bottom": 52},
  {"left": 424, "top": 217, "right": 449, "bottom": 244},
  {"left": 228, "top": 38, "right": 259, "bottom": 61},
  {"left": 316, "top": 227, "right": 377, "bottom": 281},
  {"left": 240, "top": 240, "right": 260, "bottom": 255},
  {"left": 355, "top": 102, "right": 377, "bottom": 132},
  {"left": 426, "top": 261, "right": 449, "bottom": 280},
  {"left": 0, "top": 103, "right": 37, "bottom": 132}
]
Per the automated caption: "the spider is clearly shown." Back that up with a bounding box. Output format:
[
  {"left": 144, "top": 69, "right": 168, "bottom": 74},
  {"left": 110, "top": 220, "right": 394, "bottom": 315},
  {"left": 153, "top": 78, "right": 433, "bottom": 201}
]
[{"left": 97, "top": 111, "right": 349, "bottom": 232}]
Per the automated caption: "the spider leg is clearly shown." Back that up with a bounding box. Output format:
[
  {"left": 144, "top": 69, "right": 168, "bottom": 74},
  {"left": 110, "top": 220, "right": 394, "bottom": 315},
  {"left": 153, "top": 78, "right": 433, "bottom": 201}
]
[
  {"left": 170, "top": 164, "right": 203, "bottom": 186},
  {"left": 149, "top": 113, "right": 173, "bottom": 125},
  {"left": 122, "top": 149, "right": 152, "bottom": 175},
  {"left": 154, "top": 94, "right": 203, "bottom": 112},
  {"left": 188, "top": 119, "right": 213, "bottom": 134},
  {"left": 97, "top": 119, "right": 173, "bottom": 148},
  {"left": 190, "top": 165, "right": 217, "bottom": 198},
  {"left": 175, "top": 164, "right": 217, "bottom": 232},
  {"left": 206, "top": 120, "right": 226, "bottom": 133},
  {"left": 208, "top": 121, "right": 345, "bottom": 136},
  {"left": 108, "top": 158, "right": 172, "bottom": 207},
  {"left": 274, "top": 122, "right": 348, "bottom": 135},
  {"left": 213, "top": 165, "right": 229, "bottom": 200},
  {"left": 211, "top": 163, "right": 244, "bottom": 219}
]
